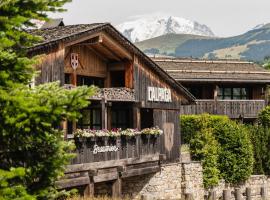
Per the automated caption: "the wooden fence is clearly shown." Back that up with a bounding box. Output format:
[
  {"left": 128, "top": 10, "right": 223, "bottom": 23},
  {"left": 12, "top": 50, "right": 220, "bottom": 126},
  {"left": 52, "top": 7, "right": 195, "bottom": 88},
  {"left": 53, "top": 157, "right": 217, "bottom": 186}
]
[{"left": 181, "top": 100, "right": 266, "bottom": 119}]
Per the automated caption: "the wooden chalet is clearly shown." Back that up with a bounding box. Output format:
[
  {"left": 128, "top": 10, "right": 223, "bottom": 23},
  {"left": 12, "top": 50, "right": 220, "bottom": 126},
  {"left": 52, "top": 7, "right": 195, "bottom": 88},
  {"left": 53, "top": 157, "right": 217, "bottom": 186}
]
[
  {"left": 28, "top": 23, "right": 195, "bottom": 196},
  {"left": 153, "top": 57, "right": 270, "bottom": 122}
]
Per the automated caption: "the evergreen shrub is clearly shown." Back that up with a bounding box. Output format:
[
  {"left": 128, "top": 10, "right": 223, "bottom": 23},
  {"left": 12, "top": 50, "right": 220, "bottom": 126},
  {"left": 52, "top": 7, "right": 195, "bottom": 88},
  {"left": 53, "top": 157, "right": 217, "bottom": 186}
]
[{"left": 181, "top": 114, "right": 254, "bottom": 187}]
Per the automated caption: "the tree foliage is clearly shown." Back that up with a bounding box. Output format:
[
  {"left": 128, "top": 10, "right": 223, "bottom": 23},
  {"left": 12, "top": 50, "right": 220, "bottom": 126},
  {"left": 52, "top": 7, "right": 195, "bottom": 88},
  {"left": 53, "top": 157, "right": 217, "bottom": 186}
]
[
  {"left": 0, "top": 0, "right": 97, "bottom": 199},
  {"left": 248, "top": 106, "right": 270, "bottom": 175},
  {"left": 189, "top": 116, "right": 220, "bottom": 188},
  {"left": 181, "top": 114, "right": 254, "bottom": 186}
]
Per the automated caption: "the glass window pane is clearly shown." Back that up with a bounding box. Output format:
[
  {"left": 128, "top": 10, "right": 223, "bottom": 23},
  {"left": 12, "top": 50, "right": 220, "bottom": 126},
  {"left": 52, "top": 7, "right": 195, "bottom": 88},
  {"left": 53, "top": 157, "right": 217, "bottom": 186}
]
[
  {"left": 92, "top": 109, "right": 101, "bottom": 124},
  {"left": 224, "top": 88, "right": 231, "bottom": 99},
  {"left": 233, "top": 88, "right": 241, "bottom": 96}
]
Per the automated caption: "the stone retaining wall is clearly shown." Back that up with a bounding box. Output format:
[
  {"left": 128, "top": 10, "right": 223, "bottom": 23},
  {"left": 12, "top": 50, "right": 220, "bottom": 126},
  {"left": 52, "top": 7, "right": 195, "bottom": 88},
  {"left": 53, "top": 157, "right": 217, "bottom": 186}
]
[
  {"left": 121, "top": 161, "right": 270, "bottom": 199},
  {"left": 122, "top": 163, "right": 182, "bottom": 199}
]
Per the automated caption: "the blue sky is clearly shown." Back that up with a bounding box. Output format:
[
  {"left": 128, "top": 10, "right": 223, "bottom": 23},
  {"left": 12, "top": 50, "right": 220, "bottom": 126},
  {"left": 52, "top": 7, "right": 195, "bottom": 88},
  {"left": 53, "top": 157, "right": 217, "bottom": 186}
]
[{"left": 50, "top": 0, "right": 270, "bottom": 37}]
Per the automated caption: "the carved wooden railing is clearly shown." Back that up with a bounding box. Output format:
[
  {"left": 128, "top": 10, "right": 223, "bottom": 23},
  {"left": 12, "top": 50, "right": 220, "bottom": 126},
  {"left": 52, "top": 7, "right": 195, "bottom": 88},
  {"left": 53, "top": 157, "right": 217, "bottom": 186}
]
[
  {"left": 64, "top": 85, "right": 135, "bottom": 102},
  {"left": 70, "top": 135, "right": 160, "bottom": 165},
  {"left": 181, "top": 99, "right": 266, "bottom": 119}
]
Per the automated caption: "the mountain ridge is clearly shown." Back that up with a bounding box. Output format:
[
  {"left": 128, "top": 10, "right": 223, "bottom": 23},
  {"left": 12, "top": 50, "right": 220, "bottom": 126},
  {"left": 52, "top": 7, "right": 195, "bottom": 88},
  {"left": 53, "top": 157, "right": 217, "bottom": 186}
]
[
  {"left": 116, "top": 14, "right": 215, "bottom": 43},
  {"left": 135, "top": 23, "right": 270, "bottom": 62}
]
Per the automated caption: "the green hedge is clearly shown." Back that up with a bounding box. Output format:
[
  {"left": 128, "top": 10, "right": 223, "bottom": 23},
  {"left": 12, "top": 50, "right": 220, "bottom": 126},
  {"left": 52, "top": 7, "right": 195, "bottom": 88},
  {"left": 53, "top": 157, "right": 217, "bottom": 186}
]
[
  {"left": 248, "top": 106, "right": 270, "bottom": 175},
  {"left": 181, "top": 114, "right": 254, "bottom": 187}
]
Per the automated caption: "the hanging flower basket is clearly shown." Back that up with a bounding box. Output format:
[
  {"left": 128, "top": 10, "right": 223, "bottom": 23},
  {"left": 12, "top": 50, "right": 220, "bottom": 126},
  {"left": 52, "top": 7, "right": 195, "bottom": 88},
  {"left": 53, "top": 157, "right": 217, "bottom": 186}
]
[{"left": 74, "top": 127, "right": 163, "bottom": 138}]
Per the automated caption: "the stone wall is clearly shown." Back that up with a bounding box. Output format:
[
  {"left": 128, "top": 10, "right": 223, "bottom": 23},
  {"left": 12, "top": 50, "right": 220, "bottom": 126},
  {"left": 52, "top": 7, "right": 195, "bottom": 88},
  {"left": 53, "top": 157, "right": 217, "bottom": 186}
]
[
  {"left": 181, "top": 162, "right": 204, "bottom": 199},
  {"left": 121, "top": 161, "right": 270, "bottom": 200},
  {"left": 122, "top": 163, "right": 182, "bottom": 199}
]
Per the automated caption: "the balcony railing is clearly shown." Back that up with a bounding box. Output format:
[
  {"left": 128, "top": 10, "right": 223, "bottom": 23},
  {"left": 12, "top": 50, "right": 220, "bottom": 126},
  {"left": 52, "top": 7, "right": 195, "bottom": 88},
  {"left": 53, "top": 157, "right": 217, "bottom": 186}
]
[
  {"left": 181, "top": 99, "right": 266, "bottom": 119},
  {"left": 70, "top": 134, "right": 160, "bottom": 165},
  {"left": 64, "top": 85, "right": 135, "bottom": 102}
]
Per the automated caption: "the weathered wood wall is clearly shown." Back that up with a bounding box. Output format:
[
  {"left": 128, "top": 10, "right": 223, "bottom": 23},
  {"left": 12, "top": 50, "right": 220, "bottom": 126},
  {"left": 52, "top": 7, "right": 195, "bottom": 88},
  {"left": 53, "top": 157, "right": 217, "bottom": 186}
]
[
  {"left": 64, "top": 46, "right": 107, "bottom": 78},
  {"left": 154, "top": 109, "right": 180, "bottom": 162},
  {"left": 133, "top": 57, "right": 182, "bottom": 110},
  {"left": 35, "top": 47, "right": 65, "bottom": 85}
]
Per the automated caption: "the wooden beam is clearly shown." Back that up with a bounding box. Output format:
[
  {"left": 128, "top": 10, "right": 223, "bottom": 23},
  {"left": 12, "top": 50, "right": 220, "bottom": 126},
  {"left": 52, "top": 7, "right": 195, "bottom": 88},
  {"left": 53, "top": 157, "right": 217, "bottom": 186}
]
[
  {"left": 93, "top": 172, "right": 118, "bottom": 183},
  {"left": 101, "top": 34, "right": 132, "bottom": 60},
  {"left": 100, "top": 43, "right": 123, "bottom": 61},
  {"left": 65, "top": 154, "right": 160, "bottom": 173},
  {"left": 121, "top": 166, "right": 160, "bottom": 178},
  {"left": 65, "top": 33, "right": 101, "bottom": 47},
  {"left": 125, "top": 61, "right": 134, "bottom": 89},
  {"left": 56, "top": 176, "right": 90, "bottom": 189},
  {"left": 84, "top": 177, "right": 94, "bottom": 197},
  {"left": 101, "top": 99, "right": 107, "bottom": 129},
  {"left": 112, "top": 177, "right": 122, "bottom": 198}
]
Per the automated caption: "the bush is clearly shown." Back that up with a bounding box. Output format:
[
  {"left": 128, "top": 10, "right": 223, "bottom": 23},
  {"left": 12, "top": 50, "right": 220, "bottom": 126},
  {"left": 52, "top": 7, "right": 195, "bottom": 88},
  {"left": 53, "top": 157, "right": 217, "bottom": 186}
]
[
  {"left": 248, "top": 106, "right": 270, "bottom": 175},
  {"left": 181, "top": 114, "right": 254, "bottom": 186},
  {"left": 189, "top": 116, "right": 220, "bottom": 188},
  {"left": 213, "top": 121, "right": 253, "bottom": 184}
]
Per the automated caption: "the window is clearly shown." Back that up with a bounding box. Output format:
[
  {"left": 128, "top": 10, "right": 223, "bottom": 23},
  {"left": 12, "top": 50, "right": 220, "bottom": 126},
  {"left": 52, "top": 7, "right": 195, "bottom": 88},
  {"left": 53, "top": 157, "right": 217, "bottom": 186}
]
[
  {"left": 77, "top": 75, "right": 104, "bottom": 88},
  {"left": 111, "top": 107, "right": 131, "bottom": 129},
  {"left": 65, "top": 74, "right": 71, "bottom": 84},
  {"left": 110, "top": 71, "right": 125, "bottom": 87},
  {"left": 77, "top": 107, "right": 102, "bottom": 130},
  {"left": 218, "top": 87, "right": 251, "bottom": 100}
]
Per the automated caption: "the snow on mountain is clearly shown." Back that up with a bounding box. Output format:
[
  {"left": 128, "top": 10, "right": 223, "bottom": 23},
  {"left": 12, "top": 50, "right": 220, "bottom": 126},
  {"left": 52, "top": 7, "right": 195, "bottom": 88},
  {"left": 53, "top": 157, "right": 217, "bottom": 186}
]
[
  {"left": 116, "top": 14, "right": 215, "bottom": 42},
  {"left": 252, "top": 23, "right": 267, "bottom": 30}
]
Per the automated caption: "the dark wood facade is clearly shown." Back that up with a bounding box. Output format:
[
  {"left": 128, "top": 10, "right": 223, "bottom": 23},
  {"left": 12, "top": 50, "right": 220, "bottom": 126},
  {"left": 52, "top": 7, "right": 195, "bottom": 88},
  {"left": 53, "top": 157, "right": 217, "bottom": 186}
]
[
  {"left": 153, "top": 58, "right": 270, "bottom": 121},
  {"left": 29, "top": 24, "right": 194, "bottom": 196}
]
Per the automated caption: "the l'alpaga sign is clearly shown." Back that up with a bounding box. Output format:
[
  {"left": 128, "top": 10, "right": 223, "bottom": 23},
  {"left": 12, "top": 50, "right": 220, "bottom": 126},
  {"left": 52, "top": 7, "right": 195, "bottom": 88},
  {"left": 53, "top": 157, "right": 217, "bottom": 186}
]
[{"left": 148, "top": 86, "right": 172, "bottom": 102}]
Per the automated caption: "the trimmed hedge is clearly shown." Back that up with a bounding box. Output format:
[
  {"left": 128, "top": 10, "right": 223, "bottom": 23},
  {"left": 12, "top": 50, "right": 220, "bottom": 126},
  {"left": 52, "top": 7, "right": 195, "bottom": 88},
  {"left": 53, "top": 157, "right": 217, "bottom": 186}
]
[
  {"left": 248, "top": 106, "right": 270, "bottom": 175},
  {"left": 181, "top": 114, "right": 254, "bottom": 187}
]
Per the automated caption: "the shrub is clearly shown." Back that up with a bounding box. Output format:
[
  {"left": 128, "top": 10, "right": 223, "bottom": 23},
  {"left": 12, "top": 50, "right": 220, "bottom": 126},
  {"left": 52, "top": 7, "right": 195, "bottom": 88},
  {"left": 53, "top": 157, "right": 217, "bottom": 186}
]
[
  {"left": 181, "top": 114, "right": 254, "bottom": 186},
  {"left": 189, "top": 116, "right": 220, "bottom": 188},
  {"left": 248, "top": 106, "right": 270, "bottom": 175},
  {"left": 213, "top": 121, "right": 254, "bottom": 184}
]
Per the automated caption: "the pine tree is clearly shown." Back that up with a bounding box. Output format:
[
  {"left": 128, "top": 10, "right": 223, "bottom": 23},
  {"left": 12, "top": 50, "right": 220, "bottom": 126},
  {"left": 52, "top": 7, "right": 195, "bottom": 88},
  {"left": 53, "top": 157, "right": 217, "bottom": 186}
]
[{"left": 0, "top": 1, "right": 95, "bottom": 199}]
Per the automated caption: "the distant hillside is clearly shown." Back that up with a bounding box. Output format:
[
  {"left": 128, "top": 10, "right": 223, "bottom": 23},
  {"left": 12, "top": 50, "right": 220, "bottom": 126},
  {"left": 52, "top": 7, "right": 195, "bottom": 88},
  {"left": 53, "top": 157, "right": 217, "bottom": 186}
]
[{"left": 135, "top": 24, "right": 270, "bottom": 62}]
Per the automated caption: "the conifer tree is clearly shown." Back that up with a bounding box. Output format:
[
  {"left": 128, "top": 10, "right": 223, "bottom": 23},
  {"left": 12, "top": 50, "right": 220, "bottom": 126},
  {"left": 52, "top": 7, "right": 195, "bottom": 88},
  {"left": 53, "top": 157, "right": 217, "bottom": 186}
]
[{"left": 0, "top": 1, "right": 95, "bottom": 199}]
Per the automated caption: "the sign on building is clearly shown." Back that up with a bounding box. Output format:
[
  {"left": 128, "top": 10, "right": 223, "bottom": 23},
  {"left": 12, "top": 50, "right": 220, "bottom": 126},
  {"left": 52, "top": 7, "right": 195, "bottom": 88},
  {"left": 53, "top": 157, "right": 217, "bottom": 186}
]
[
  {"left": 70, "top": 53, "right": 79, "bottom": 70},
  {"left": 148, "top": 87, "right": 172, "bottom": 102}
]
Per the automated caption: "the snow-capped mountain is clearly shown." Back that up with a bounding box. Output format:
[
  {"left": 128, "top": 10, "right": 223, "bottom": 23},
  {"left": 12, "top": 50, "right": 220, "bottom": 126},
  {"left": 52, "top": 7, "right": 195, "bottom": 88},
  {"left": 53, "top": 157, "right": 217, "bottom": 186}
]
[{"left": 116, "top": 14, "right": 215, "bottom": 42}]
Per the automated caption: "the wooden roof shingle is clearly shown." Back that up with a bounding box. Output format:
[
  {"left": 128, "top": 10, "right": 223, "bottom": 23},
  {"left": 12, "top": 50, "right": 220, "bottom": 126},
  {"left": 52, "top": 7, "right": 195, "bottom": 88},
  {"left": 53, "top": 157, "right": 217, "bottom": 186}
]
[{"left": 153, "top": 58, "right": 270, "bottom": 83}]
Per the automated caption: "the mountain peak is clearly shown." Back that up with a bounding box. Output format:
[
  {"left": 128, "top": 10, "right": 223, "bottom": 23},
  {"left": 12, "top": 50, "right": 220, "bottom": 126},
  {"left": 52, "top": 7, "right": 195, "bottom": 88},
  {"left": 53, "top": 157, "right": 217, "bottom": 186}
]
[{"left": 116, "top": 14, "right": 215, "bottom": 42}]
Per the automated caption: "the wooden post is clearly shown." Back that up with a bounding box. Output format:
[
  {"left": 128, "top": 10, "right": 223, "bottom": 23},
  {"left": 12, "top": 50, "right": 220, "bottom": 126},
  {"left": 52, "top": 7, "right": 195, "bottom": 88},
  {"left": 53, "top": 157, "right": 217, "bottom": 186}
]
[
  {"left": 246, "top": 187, "right": 251, "bottom": 200},
  {"left": 133, "top": 106, "right": 141, "bottom": 130},
  {"left": 208, "top": 190, "right": 216, "bottom": 200},
  {"left": 184, "top": 193, "right": 193, "bottom": 200},
  {"left": 101, "top": 98, "right": 107, "bottom": 130},
  {"left": 213, "top": 85, "right": 218, "bottom": 114},
  {"left": 261, "top": 186, "right": 267, "bottom": 200},
  {"left": 223, "top": 189, "right": 231, "bottom": 200},
  {"left": 112, "top": 177, "right": 122, "bottom": 198},
  {"left": 84, "top": 177, "right": 94, "bottom": 197},
  {"left": 235, "top": 188, "right": 242, "bottom": 200},
  {"left": 71, "top": 69, "right": 77, "bottom": 86}
]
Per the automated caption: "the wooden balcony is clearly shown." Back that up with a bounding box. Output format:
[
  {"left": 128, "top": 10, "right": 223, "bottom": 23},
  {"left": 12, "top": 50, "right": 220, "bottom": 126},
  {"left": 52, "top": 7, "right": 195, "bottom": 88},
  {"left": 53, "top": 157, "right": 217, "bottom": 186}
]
[
  {"left": 64, "top": 85, "right": 135, "bottom": 102},
  {"left": 57, "top": 134, "right": 163, "bottom": 191},
  {"left": 70, "top": 134, "right": 160, "bottom": 165},
  {"left": 180, "top": 99, "right": 266, "bottom": 119}
]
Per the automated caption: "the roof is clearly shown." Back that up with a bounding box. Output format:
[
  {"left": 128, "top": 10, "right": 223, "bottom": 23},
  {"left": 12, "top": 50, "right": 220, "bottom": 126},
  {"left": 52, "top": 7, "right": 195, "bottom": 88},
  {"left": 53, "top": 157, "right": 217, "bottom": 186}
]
[
  {"left": 153, "top": 58, "right": 270, "bottom": 83},
  {"left": 41, "top": 18, "right": 65, "bottom": 29},
  {"left": 27, "top": 24, "right": 195, "bottom": 103}
]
